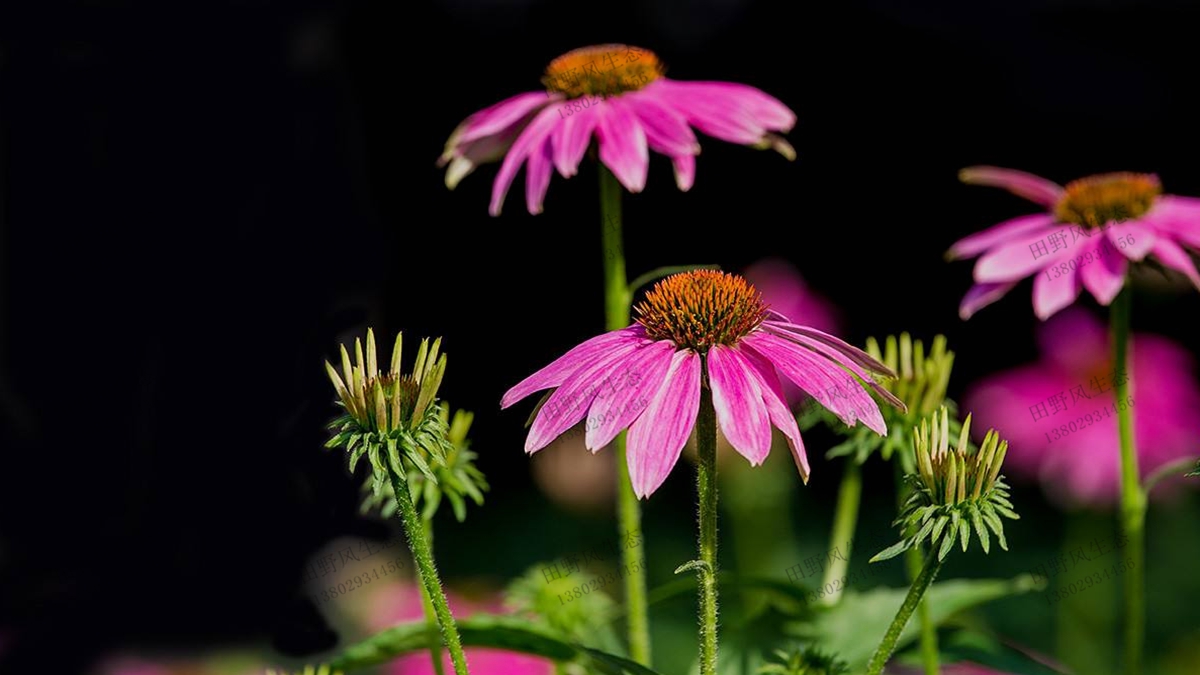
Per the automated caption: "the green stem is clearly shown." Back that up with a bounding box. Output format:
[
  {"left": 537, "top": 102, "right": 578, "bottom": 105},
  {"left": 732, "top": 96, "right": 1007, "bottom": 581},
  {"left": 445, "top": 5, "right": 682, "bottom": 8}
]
[
  {"left": 819, "top": 460, "right": 861, "bottom": 606},
  {"left": 599, "top": 166, "right": 651, "bottom": 666},
  {"left": 866, "top": 547, "right": 944, "bottom": 675},
  {"left": 896, "top": 462, "right": 939, "bottom": 675},
  {"left": 696, "top": 385, "right": 720, "bottom": 675},
  {"left": 388, "top": 466, "right": 470, "bottom": 675},
  {"left": 1112, "top": 287, "right": 1145, "bottom": 675},
  {"left": 418, "top": 518, "right": 448, "bottom": 675}
]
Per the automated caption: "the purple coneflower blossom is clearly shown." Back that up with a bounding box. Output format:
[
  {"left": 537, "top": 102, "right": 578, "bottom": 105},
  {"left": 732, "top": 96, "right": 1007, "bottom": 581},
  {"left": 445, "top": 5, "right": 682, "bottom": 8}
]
[
  {"left": 949, "top": 166, "right": 1200, "bottom": 320},
  {"left": 439, "top": 44, "right": 795, "bottom": 215},
  {"left": 502, "top": 270, "right": 903, "bottom": 497},
  {"left": 963, "top": 307, "right": 1200, "bottom": 508}
]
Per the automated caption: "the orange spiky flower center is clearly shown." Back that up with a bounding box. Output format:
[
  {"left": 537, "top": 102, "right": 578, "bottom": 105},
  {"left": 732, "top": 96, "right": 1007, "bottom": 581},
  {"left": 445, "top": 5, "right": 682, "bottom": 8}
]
[
  {"left": 635, "top": 270, "right": 768, "bottom": 351},
  {"left": 1054, "top": 172, "right": 1161, "bottom": 228},
  {"left": 543, "top": 44, "right": 663, "bottom": 99}
]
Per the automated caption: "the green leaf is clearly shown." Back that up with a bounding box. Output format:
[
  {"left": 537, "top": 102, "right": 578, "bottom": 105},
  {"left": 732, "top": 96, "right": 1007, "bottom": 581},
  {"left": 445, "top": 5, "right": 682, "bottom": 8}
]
[
  {"left": 928, "top": 628, "right": 1070, "bottom": 675},
  {"left": 327, "top": 615, "right": 665, "bottom": 674},
  {"left": 792, "top": 576, "right": 1044, "bottom": 673},
  {"left": 970, "top": 503, "right": 990, "bottom": 554},
  {"left": 938, "top": 524, "right": 957, "bottom": 561},
  {"left": 958, "top": 517, "right": 970, "bottom": 552},
  {"left": 869, "top": 539, "right": 911, "bottom": 563}
]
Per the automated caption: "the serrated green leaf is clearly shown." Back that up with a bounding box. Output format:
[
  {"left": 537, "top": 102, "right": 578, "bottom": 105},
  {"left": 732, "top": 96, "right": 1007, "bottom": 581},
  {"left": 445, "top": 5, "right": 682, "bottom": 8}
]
[
  {"left": 958, "top": 518, "right": 970, "bottom": 552},
  {"left": 970, "top": 503, "right": 990, "bottom": 554},
  {"left": 870, "top": 539, "right": 911, "bottom": 563},
  {"left": 931, "top": 514, "right": 950, "bottom": 546},
  {"left": 938, "top": 524, "right": 957, "bottom": 561}
]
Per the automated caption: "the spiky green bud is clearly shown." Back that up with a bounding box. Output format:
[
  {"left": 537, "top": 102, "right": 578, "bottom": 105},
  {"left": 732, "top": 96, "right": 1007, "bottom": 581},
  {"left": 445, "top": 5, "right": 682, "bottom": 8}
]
[{"left": 757, "top": 645, "right": 849, "bottom": 675}]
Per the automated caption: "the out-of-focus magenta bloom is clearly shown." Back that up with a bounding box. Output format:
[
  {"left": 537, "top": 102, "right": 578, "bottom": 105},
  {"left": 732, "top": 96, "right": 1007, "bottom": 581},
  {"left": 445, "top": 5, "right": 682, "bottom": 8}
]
[
  {"left": 949, "top": 167, "right": 1200, "bottom": 320},
  {"left": 439, "top": 44, "right": 795, "bottom": 215},
  {"left": 366, "top": 583, "right": 554, "bottom": 675},
  {"left": 503, "top": 271, "right": 902, "bottom": 497},
  {"left": 892, "top": 663, "right": 1022, "bottom": 675},
  {"left": 963, "top": 307, "right": 1200, "bottom": 508}
]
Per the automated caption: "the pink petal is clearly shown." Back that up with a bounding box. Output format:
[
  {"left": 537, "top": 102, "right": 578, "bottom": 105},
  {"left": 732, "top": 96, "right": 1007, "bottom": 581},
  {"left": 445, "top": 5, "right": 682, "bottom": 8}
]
[
  {"left": 758, "top": 322, "right": 893, "bottom": 378},
  {"left": 959, "top": 166, "right": 1065, "bottom": 208},
  {"left": 947, "top": 214, "right": 1058, "bottom": 260},
  {"left": 760, "top": 323, "right": 904, "bottom": 411},
  {"left": 1149, "top": 195, "right": 1200, "bottom": 249},
  {"left": 626, "top": 350, "right": 702, "bottom": 498},
  {"left": 740, "top": 346, "right": 811, "bottom": 481},
  {"left": 551, "top": 105, "right": 600, "bottom": 178},
  {"left": 959, "top": 281, "right": 1018, "bottom": 320},
  {"left": 707, "top": 344, "right": 773, "bottom": 465},
  {"left": 595, "top": 100, "right": 649, "bottom": 193},
  {"left": 672, "top": 154, "right": 696, "bottom": 192},
  {"left": 742, "top": 333, "right": 887, "bottom": 435},
  {"left": 1079, "top": 239, "right": 1128, "bottom": 306},
  {"left": 973, "top": 229, "right": 1076, "bottom": 283},
  {"left": 525, "top": 137, "right": 555, "bottom": 215},
  {"left": 652, "top": 80, "right": 795, "bottom": 132},
  {"left": 1149, "top": 236, "right": 1200, "bottom": 290},
  {"left": 1106, "top": 221, "right": 1156, "bottom": 260},
  {"left": 644, "top": 80, "right": 771, "bottom": 146},
  {"left": 583, "top": 341, "right": 676, "bottom": 450},
  {"left": 452, "top": 92, "right": 558, "bottom": 146},
  {"left": 525, "top": 339, "right": 647, "bottom": 453},
  {"left": 622, "top": 94, "right": 700, "bottom": 156},
  {"left": 502, "top": 326, "right": 646, "bottom": 409},
  {"left": 489, "top": 104, "right": 565, "bottom": 217},
  {"left": 1031, "top": 260, "right": 1082, "bottom": 320}
]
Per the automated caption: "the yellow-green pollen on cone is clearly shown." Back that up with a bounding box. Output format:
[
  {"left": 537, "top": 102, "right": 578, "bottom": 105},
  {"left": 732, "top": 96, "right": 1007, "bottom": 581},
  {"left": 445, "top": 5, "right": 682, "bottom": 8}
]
[
  {"left": 1054, "top": 172, "right": 1161, "bottom": 228},
  {"left": 634, "top": 270, "right": 768, "bottom": 352},
  {"left": 542, "top": 44, "right": 664, "bottom": 99}
]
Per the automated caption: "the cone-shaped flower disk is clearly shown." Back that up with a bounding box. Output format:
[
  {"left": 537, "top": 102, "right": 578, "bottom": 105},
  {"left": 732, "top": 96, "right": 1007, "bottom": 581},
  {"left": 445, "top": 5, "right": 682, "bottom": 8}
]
[
  {"left": 949, "top": 166, "right": 1200, "bottom": 320},
  {"left": 440, "top": 44, "right": 796, "bottom": 215},
  {"left": 502, "top": 270, "right": 905, "bottom": 498}
]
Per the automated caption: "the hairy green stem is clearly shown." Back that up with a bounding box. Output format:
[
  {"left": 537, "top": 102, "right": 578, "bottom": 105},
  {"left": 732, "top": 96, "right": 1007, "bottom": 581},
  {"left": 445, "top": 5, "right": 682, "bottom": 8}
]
[
  {"left": 418, "top": 518, "right": 447, "bottom": 675},
  {"left": 388, "top": 466, "right": 470, "bottom": 675},
  {"left": 866, "top": 547, "right": 944, "bottom": 675},
  {"left": 1112, "top": 287, "right": 1145, "bottom": 675},
  {"left": 696, "top": 385, "right": 720, "bottom": 675},
  {"left": 896, "top": 462, "right": 939, "bottom": 674},
  {"left": 819, "top": 460, "right": 861, "bottom": 606},
  {"left": 599, "top": 166, "right": 652, "bottom": 666}
]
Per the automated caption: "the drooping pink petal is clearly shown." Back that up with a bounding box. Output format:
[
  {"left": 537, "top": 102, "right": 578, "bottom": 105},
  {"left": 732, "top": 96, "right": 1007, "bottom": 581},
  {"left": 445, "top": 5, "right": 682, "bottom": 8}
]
[
  {"left": 525, "top": 137, "right": 555, "bottom": 215},
  {"left": 643, "top": 80, "right": 773, "bottom": 147},
  {"left": 489, "top": 104, "right": 566, "bottom": 216},
  {"left": 959, "top": 166, "right": 1065, "bottom": 208},
  {"left": 502, "top": 326, "right": 646, "bottom": 409},
  {"left": 759, "top": 321, "right": 894, "bottom": 378},
  {"left": 1149, "top": 236, "right": 1200, "bottom": 290},
  {"left": 740, "top": 346, "right": 811, "bottom": 481},
  {"left": 708, "top": 344, "right": 773, "bottom": 465},
  {"left": 442, "top": 132, "right": 521, "bottom": 190},
  {"left": 760, "top": 322, "right": 904, "bottom": 411},
  {"left": 1149, "top": 195, "right": 1200, "bottom": 249},
  {"left": 946, "top": 214, "right": 1058, "bottom": 260},
  {"left": 626, "top": 350, "right": 702, "bottom": 498},
  {"left": 959, "top": 281, "right": 1018, "bottom": 320},
  {"left": 622, "top": 95, "right": 700, "bottom": 157},
  {"left": 1031, "top": 261, "right": 1082, "bottom": 320},
  {"left": 584, "top": 341, "right": 676, "bottom": 451},
  {"left": 452, "top": 92, "right": 558, "bottom": 147},
  {"left": 973, "top": 229, "right": 1076, "bottom": 283},
  {"left": 1106, "top": 221, "right": 1156, "bottom": 260},
  {"left": 595, "top": 100, "right": 650, "bottom": 193},
  {"left": 672, "top": 154, "right": 696, "bottom": 191},
  {"left": 650, "top": 80, "right": 795, "bottom": 132},
  {"left": 551, "top": 105, "right": 600, "bottom": 178},
  {"left": 1079, "top": 239, "right": 1128, "bottom": 306},
  {"left": 742, "top": 333, "right": 887, "bottom": 435},
  {"left": 525, "top": 338, "right": 647, "bottom": 453}
]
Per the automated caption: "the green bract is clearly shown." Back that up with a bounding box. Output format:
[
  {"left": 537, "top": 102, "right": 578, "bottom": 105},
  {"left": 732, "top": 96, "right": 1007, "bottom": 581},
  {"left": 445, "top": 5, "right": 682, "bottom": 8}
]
[
  {"left": 871, "top": 407, "right": 1019, "bottom": 564},
  {"left": 758, "top": 645, "right": 849, "bottom": 675}
]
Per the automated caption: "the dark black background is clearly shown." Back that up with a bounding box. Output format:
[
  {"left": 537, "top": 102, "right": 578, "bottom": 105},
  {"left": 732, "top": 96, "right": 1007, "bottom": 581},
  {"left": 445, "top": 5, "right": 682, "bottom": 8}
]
[{"left": 2, "top": 0, "right": 1200, "bottom": 673}]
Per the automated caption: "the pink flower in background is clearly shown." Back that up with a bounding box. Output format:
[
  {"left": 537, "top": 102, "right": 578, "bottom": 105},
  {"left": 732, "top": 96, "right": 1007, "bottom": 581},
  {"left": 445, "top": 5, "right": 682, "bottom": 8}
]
[
  {"left": 439, "top": 44, "right": 795, "bottom": 215},
  {"left": 892, "top": 663, "right": 1023, "bottom": 675},
  {"left": 367, "top": 583, "right": 554, "bottom": 675},
  {"left": 963, "top": 307, "right": 1200, "bottom": 508},
  {"left": 949, "top": 166, "right": 1200, "bottom": 320},
  {"left": 503, "top": 271, "right": 902, "bottom": 496}
]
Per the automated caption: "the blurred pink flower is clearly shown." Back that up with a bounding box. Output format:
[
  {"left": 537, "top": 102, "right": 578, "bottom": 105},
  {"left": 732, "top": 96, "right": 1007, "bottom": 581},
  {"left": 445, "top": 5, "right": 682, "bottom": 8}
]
[
  {"left": 963, "top": 307, "right": 1200, "bottom": 508},
  {"left": 892, "top": 664, "right": 1022, "bottom": 675},
  {"left": 367, "top": 583, "right": 554, "bottom": 675}
]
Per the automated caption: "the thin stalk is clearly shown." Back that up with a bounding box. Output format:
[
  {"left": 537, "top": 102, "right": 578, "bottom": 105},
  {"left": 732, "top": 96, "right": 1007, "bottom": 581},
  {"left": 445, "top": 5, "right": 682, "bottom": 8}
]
[
  {"left": 418, "top": 518, "right": 447, "bottom": 675},
  {"left": 696, "top": 385, "right": 720, "bottom": 675},
  {"left": 896, "top": 462, "right": 939, "bottom": 674},
  {"left": 819, "top": 460, "right": 861, "bottom": 606},
  {"left": 599, "top": 166, "right": 651, "bottom": 666},
  {"left": 866, "top": 547, "right": 944, "bottom": 675},
  {"left": 388, "top": 465, "right": 469, "bottom": 675},
  {"left": 1111, "top": 287, "right": 1145, "bottom": 675}
]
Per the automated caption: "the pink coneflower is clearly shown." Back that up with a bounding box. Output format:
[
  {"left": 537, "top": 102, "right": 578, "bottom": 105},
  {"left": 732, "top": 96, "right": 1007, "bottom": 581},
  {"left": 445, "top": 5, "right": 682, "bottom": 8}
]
[
  {"left": 949, "top": 166, "right": 1200, "bottom": 320},
  {"left": 439, "top": 44, "right": 795, "bottom": 215},
  {"left": 963, "top": 307, "right": 1200, "bottom": 508},
  {"left": 502, "top": 270, "right": 902, "bottom": 497}
]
